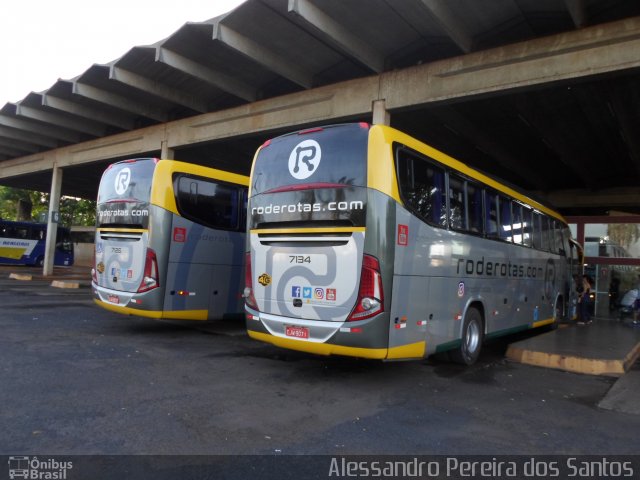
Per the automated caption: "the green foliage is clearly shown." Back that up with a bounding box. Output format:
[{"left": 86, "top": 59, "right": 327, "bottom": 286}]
[
  {"left": 607, "top": 223, "right": 640, "bottom": 249},
  {"left": 0, "top": 186, "right": 95, "bottom": 226}
]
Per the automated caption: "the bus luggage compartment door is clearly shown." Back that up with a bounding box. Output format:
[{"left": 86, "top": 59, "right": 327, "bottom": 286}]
[{"left": 251, "top": 230, "right": 364, "bottom": 322}]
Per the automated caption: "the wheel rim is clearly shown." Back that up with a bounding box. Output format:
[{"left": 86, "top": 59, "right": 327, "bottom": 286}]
[{"left": 464, "top": 318, "right": 481, "bottom": 358}]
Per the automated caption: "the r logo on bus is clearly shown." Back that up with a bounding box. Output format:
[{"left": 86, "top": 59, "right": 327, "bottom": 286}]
[
  {"left": 114, "top": 167, "right": 131, "bottom": 195},
  {"left": 288, "top": 140, "right": 321, "bottom": 180}
]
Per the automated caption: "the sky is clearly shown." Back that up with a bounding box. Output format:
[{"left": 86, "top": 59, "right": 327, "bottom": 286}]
[{"left": 0, "top": 0, "right": 245, "bottom": 104}]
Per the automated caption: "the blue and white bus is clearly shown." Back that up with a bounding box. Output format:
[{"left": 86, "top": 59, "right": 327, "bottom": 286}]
[
  {"left": 244, "top": 123, "right": 579, "bottom": 364},
  {"left": 0, "top": 219, "right": 74, "bottom": 266}
]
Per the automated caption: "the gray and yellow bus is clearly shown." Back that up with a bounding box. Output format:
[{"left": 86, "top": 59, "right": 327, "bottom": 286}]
[
  {"left": 244, "top": 123, "right": 578, "bottom": 364},
  {"left": 92, "top": 158, "right": 248, "bottom": 321}
]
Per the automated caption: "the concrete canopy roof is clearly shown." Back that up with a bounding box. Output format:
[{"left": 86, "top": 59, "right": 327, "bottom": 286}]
[{"left": 1, "top": 0, "right": 640, "bottom": 214}]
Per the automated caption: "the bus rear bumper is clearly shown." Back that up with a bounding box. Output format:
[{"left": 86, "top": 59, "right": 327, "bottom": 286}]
[
  {"left": 92, "top": 283, "right": 208, "bottom": 320},
  {"left": 245, "top": 306, "right": 391, "bottom": 359}
]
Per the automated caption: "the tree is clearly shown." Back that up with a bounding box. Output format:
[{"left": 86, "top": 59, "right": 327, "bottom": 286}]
[
  {"left": 0, "top": 186, "right": 42, "bottom": 221},
  {"left": 0, "top": 186, "right": 95, "bottom": 226},
  {"left": 607, "top": 223, "right": 640, "bottom": 250}
]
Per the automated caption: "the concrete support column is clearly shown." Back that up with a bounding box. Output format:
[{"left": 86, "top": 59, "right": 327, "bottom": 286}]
[
  {"left": 372, "top": 99, "right": 390, "bottom": 126},
  {"left": 43, "top": 164, "right": 63, "bottom": 276},
  {"left": 161, "top": 140, "right": 174, "bottom": 160}
]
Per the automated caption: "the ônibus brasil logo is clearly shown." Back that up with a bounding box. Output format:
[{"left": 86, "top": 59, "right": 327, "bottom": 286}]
[{"left": 8, "top": 456, "right": 73, "bottom": 479}]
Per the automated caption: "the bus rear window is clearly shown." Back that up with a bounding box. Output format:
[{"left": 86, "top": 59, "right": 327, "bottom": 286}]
[
  {"left": 97, "top": 159, "right": 156, "bottom": 204},
  {"left": 251, "top": 124, "right": 368, "bottom": 195}
]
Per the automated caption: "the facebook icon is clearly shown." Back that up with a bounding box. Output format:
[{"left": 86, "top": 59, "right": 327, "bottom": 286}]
[{"left": 292, "top": 286, "right": 301, "bottom": 298}]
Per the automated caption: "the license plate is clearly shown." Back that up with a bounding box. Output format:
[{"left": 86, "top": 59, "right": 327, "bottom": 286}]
[
  {"left": 108, "top": 295, "right": 120, "bottom": 304},
  {"left": 285, "top": 325, "right": 309, "bottom": 339}
]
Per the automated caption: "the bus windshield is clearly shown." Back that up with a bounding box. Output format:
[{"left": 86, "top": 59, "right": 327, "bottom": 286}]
[{"left": 251, "top": 124, "right": 369, "bottom": 195}]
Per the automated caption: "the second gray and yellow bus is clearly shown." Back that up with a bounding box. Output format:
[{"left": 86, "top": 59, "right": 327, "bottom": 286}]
[
  {"left": 244, "top": 123, "right": 579, "bottom": 364},
  {"left": 92, "top": 158, "right": 248, "bottom": 321}
]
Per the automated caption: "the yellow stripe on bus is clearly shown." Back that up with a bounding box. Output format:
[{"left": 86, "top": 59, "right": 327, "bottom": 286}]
[
  {"left": 150, "top": 160, "right": 250, "bottom": 216},
  {"left": 251, "top": 226, "right": 365, "bottom": 235},
  {"left": 248, "top": 331, "right": 426, "bottom": 360},
  {"left": 94, "top": 299, "right": 208, "bottom": 321},
  {"left": 0, "top": 247, "right": 27, "bottom": 259},
  {"left": 248, "top": 330, "right": 388, "bottom": 359},
  {"left": 96, "top": 228, "right": 147, "bottom": 233},
  {"left": 369, "top": 125, "right": 567, "bottom": 223},
  {"left": 532, "top": 317, "right": 555, "bottom": 328},
  {"left": 386, "top": 341, "right": 427, "bottom": 360}
]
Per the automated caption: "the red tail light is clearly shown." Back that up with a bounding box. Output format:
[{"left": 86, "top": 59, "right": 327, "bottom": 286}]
[
  {"left": 91, "top": 247, "right": 97, "bottom": 284},
  {"left": 243, "top": 252, "right": 258, "bottom": 310},
  {"left": 137, "top": 248, "right": 159, "bottom": 293},
  {"left": 347, "top": 254, "right": 384, "bottom": 321}
]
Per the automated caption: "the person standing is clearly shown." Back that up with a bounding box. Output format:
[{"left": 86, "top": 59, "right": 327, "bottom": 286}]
[
  {"left": 633, "top": 274, "right": 640, "bottom": 325},
  {"left": 578, "top": 275, "right": 593, "bottom": 325}
]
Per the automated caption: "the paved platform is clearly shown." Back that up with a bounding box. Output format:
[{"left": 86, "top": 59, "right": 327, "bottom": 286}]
[
  {"left": 506, "top": 319, "right": 640, "bottom": 377},
  {"left": 3, "top": 265, "right": 91, "bottom": 288}
]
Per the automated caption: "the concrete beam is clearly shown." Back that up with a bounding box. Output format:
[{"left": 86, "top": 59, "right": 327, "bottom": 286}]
[
  {"left": 0, "top": 125, "right": 58, "bottom": 148},
  {"left": 287, "top": 0, "right": 384, "bottom": 72},
  {"left": 109, "top": 66, "right": 208, "bottom": 113},
  {"left": 213, "top": 22, "right": 314, "bottom": 88},
  {"left": 0, "top": 75, "right": 378, "bottom": 180},
  {"left": 537, "top": 187, "right": 640, "bottom": 210},
  {"left": 0, "top": 113, "right": 84, "bottom": 144},
  {"left": 380, "top": 16, "right": 640, "bottom": 109},
  {"left": 564, "top": 0, "right": 588, "bottom": 28},
  {"left": 0, "top": 137, "right": 42, "bottom": 154},
  {"left": 42, "top": 94, "right": 135, "bottom": 130},
  {"left": 15, "top": 104, "right": 105, "bottom": 137},
  {"left": 155, "top": 47, "right": 257, "bottom": 102},
  {"left": 0, "top": 145, "right": 31, "bottom": 157},
  {"left": 420, "top": 0, "right": 473, "bottom": 53},
  {"left": 72, "top": 82, "right": 169, "bottom": 122},
  {"left": 431, "top": 106, "right": 547, "bottom": 187}
]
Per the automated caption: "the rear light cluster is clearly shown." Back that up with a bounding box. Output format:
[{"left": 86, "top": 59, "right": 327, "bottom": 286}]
[
  {"left": 347, "top": 254, "right": 384, "bottom": 321},
  {"left": 91, "top": 247, "right": 98, "bottom": 284},
  {"left": 244, "top": 252, "right": 258, "bottom": 310},
  {"left": 137, "top": 248, "right": 159, "bottom": 293}
]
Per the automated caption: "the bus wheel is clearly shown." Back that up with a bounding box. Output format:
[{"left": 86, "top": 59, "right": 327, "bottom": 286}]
[
  {"left": 36, "top": 256, "right": 44, "bottom": 267},
  {"left": 451, "top": 307, "right": 483, "bottom": 365}
]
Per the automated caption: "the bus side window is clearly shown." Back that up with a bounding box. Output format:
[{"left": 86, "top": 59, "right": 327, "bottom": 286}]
[
  {"left": 396, "top": 148, "right": 446, "bottom": 228},
  {"left": 485, "top": 191, "right": 499, "bottom": 238},
  {"left": 522, "top": 206, "right": 533, "bottom": 247},
  {"left": 498, "top": 195, "right": 512, "bottom": 242},
  {"left": 448, "top": 173, "right": 466, "bottom": 231},
  {"left": 553, "top": 220, "right": 565, "bottom": 256},
  {"left": 532, "top": 212, "right": 543, "bottom": 249},
  {"left": 540, "top": 215, "right": 552, "bottom": 251},
  {"left": 467, "top": 181, "right": 483, "bottom": 235},
  {"left": 176, "top": 175, "right": 241, "bottom": 230},
  {"left": 511, "top": 202, "right": 523, "bottom": 245}
]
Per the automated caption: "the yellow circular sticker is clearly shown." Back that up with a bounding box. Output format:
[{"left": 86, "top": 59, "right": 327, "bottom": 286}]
[{"left": 258, "top": 273, "right": 272, "bottom": 286}]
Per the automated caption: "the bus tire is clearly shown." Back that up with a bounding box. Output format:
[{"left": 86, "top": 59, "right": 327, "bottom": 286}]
[
  {"left": 36, "top": 256, "right": 44, "bottom": 267},
  {"left": 450, "top": 307, "right": 483, "bottom": 365}
]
